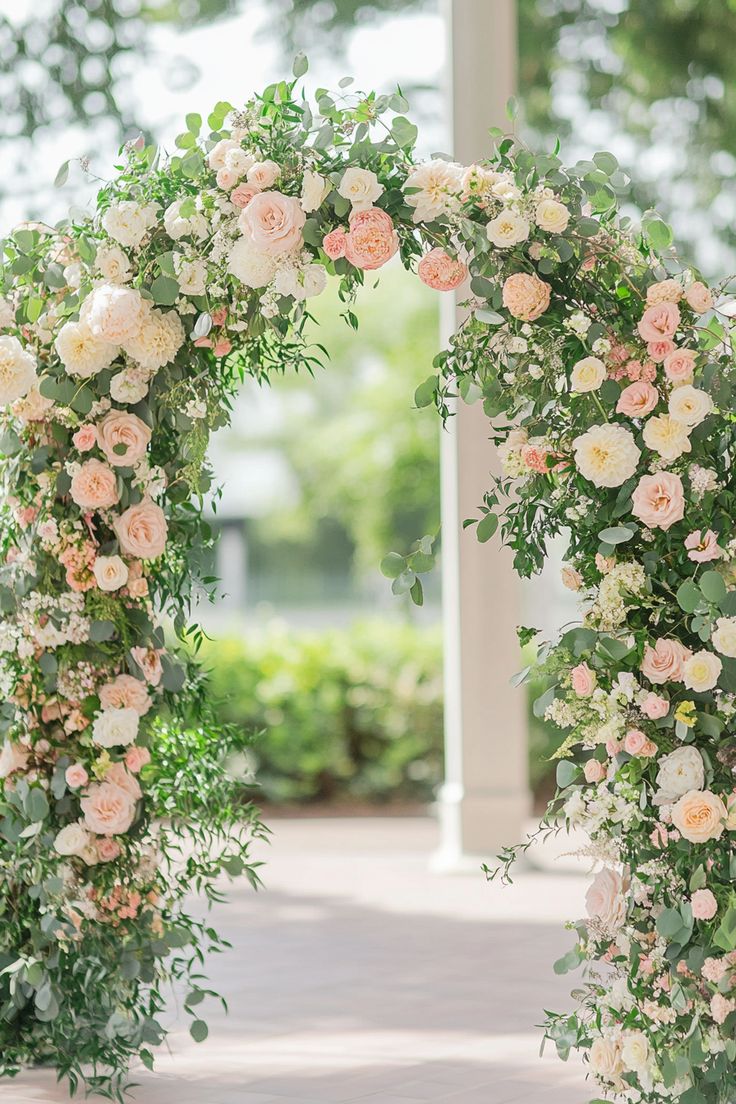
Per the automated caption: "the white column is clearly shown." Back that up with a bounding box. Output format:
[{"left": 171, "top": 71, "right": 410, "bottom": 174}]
[{"left": 435, "top": 0, "right": 530, "bottom": 867}]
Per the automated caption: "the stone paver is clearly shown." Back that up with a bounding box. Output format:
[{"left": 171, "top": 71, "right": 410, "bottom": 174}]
[{"left": 3, "top": 816, "right": 591, "bottom": 1103}]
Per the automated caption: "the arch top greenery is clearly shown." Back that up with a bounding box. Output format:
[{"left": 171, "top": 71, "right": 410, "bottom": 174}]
[{"left": 1, "top": 55, "right": 735, "bottom": 1104}]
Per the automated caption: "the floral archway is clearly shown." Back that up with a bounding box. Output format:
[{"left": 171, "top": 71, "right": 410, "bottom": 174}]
[{"left": 0, "top": 59, "right": 732, "bottom": 1104}]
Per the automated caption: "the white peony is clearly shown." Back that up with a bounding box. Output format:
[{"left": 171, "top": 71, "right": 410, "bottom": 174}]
[
  {"left": 486, "top": 209, "right": 530, "bottom": 248},
  {"left": 124, "top": 308, "right": 184, "bottom": 372},
  {"left": 163, "top": 199, "right": 209, "bottom": 241},
  {"left": 573, "top": 423, "right": 641, "bottom": 488},
  {"left": 682, "top": 650, "right": 722, "bottom": 692},
  {"left": 642, "top": 414, "right": 692, "bottom": 461},
  {"left": 93, "top": 555, "right": 129, "bottom": 592},
  {"left": 301, "top": 170, "right": 331, "bottom": 213},
  {"left": 337, "top": 167, "right": 384, "bottom": 210},
  {"left": 655, "top": 746, "right": 705, "bottom": 803},
  {"left": 668, "top": 384, "right": 714, "bottom": 428},
  {"left": 55, "top": 320, "right": 118, "bottom": 378},
  {"left": 712, "top": 616, "right": 736, "bottom": 659},
  {"left": 0, "top": 296, "right": 14, "bottom": 329},
  {"left": 54, "top": 822, "right": 90, "bottom": 857},
  {"left": 94, "top": 244, "right": 132, "bottom": 284},
  {"left": 570, "top": 356, "right": 606, "bottom": 393},
  {"left": 82, "top": 283, "right": 146, "bottom": 344},
  {"left": 92, "top": 707, "right": 139, "bottom": 748},
  {"left": 535, "top": 198, "right": 570, "bottom": 233},
  {"left": 273, "top": 263, "right": 327, "bottom": 301},
  {"left": 227, "top": 238, "right": 277, "bottom": 288},
  {"left": 102, "top": 200, "right": 157, "bottom": 249},
  {"left": 0, "top": 335, "right": 37, "bottom": 404},
  {"left": 403, "top": 159, "right": 463, "bottom": 223}
]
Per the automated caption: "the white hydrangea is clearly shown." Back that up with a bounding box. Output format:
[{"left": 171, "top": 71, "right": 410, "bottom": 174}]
[
  {"left": 227, "top": 239, "right": 277, "bottom": 288},
  {"left": 273, "top": 262, "right": 327, "bottom": 301},
  {"left": 0, "top": 335, "right": 37, "bottom": 404}
]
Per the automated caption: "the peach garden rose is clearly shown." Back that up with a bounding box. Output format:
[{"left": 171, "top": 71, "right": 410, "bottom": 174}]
[{"left": 113, "top": 499, "right": 168, "bottom": 559}]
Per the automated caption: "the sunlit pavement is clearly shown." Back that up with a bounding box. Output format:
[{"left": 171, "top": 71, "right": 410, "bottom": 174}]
[{"left": 6, "top": 816, "right": 591, "bottom": 1104}]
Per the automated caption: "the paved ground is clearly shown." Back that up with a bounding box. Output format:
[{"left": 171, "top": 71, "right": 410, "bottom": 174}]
[{"left": 5, "top": 817, "right": 591, "bottom": 1104}]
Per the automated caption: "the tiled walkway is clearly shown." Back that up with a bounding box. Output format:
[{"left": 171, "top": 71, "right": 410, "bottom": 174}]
[{"left": 5, "top": 817, "right": 591, "bottom": 1103}]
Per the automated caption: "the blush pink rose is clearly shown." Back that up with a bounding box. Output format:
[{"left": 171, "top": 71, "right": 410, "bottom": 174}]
[
  {"left": 65, "top": 763, "right": 88, "bottom": 789},
  {"left": 647, "top": 339, "right": 676, "bottom": 363},
  {"left": 663, "top": 347, "right": 696, "bottom": 382},
  {"left": 216, "top": 167, "right": 239, "bottom": 191},
  {"left": 96, "top": 837, "right": 121, "bottom": 862},
  {"left": 131, "top": 646, "right": 164, "bottom": 686},
  {"left": 70, "top": 459, "right": 119, "bottom": 510},
  {"left": 113, "top": 499, "right": 167, "bottom": 559},
  {"left": 640, "top": 638, "right": 691, "bottom": 684},
  {"left": 685, "top": 282, "right": 714, "bottom": 314},
  {"left": 624, "top": 729, "right": 648, "bottom": 755},
  {"left": 240, "top": 191, "right": 306, "bottom": 255},
  {"left": 230, "top": 184, "right": 260, "bottom": 210},
  {"left": 637, "top": 301, "right": 680, "bottom": 342},
  {"left": 691, "top": 888, "right": 718, "bottom": 920},
  {"left": 502, "top": 272, "right": 551, "bottom": 321},
  {"left": 99, "top": 673, "right": 151, "bottom": 716},
  {"left": 570, "top": 661, "right": 596, "bottom": 698},
  {"left": 344, "top": 208, "right": 399, "bottom": 271},
  {"left": 80, "top": 781, "right": 136, "bottom": 836},
  {"left": 685, "top": 529, "right": 721, "bottom": 563},
  {"left": 97, "top": 410, "right": 151, "bottom": 468},
  {"left": 73, "top": 425, "right": 97, "bottom": 451},
  {"left": 213, "top": 338, "right": 231, "bottom": 357},
  {"left": 417, "top": 248, "right": 468, "bottom": 292},
  {"left": 616, "top": 380, "right": 659, "bottom": 418},
  {"left": 105, "top": 761, "right": 142, "bottom": 801},
  {"left": 323, "top": 227, "right": 348, "bottom": 260},
  {"left": 641, "top": 692, "right": 669, "bottom": 720},
  {"left": 125, "top": 745, "right": 151, "bottom": 773},
  {"left": 631, "top": 471, "right": 685, "bottom": 531},
  {"left": 247, "top": 160, "right": 280, "bottom": 189},
  {"left": 584, "top": 759, "right": 606, "bottom": 783}
]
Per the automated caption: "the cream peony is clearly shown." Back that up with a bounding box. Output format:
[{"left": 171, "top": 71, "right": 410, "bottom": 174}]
[
  {"left": 402, "top": 159, "right": 463, "bottom": 223},
  {"left": 486, "top": 210, "right": 530, "bottom": 248},
  {"left": 55, "top": 320, "right": 118, "bottom": 378},
  {"left": 97, "top": 410, "right": 152, "bottom": 468},
  {"left": 102, "top": 200, "right": 157, "bottom": 249},
  {"left": 81, "top": 781, "right": 136, "bottom": 836},
  {"left": 54, "top": 822, "right": 90, "bottom": 857},
  {"left": 82, "top": 283, "right": 146, "bottom": 345},
  {"left": 93, "top": 555, "right": 129, "bottom": 592},
  {"left": 682, "top": 650, "right": 722, "bottom": 692},
  {"left": 227, "top": 238, "right": 277, "bottom": 288},
  {"left": 337, "top": 167, "right": 384, "bottom": 210},
  {"left": 70, "top": 459, "right": 119, "bottom": 511},
  {"left": 0, "top": 335, "right": 37, "bottom": 404},
  {"left": 92, "top": 707, "right": 139, "bottom": 748},
  {"left": 535, "top": 198, "right": 570, "bottom": 233},
  {"left": 642, "top": 414, "right": 692, "bottom": 461},
  {"left": 668, "top": 384, "right": 713, "bottom": 428},
  {"left": 671, "top": 789, "right": 726, "bottom": 844},
  {"left": 573, "top": 424, "right": 640, "bottom": 488},
  {"left": 113, "top": 499, "right": 168, "bottom": 559},
  {"left": 124, "top": 308, "right": 184, "bottom": 372},
  {"left": 570, "top": 356, "right": 605, "bottom": 393},
  {"left": 655, "top": 746, "right": 705, "bottom": 802},
  {"left": 585, "top": 867, "right": 628, "bottom": 931},
  {"left": 712, "top": 616, "right": 736, "bottom": 659}
]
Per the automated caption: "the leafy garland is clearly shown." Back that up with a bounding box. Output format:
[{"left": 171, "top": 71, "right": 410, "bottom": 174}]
[{"left": 0, "top": 56, "right": 732, "bottom": 1104}]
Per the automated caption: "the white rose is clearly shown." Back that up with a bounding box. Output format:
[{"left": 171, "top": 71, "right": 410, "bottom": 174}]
[
  {"left": 337, "top": 167, "right": 384, "bottom": 211},
  {"left": 0, "top": 335, "right": 37, "bottom": 404},
  {"left": 223, "top": 147, "right": 253, "bottom": 178},
  {"left": 55, "top": 320, "right": 118, "bottom": 379},
  {"left": 93, "top": 555, "right": 129, "bottom": 592},
  {"left": 655, "top": 746, "right": 705, "bottom": 802},
  {"left": 668, "top": 384, "right": 714, "bottom": 428},
  {"left": 95, "top": 244, "right": 132, "bottom": 284},
  {"left": 585, "top": 867, "right": 629, "bottom": 931},
  {"left": 54, "top": 822, "right": 90, "bottom": 857},
  {"left": 570, "top": 356, "right": 605, "bottom": 393},
  {"left": 712, "top": 616, "right": 736, "bottom": 659},
  {"left": 573, "top": 423, "right": 641, "bottom": 488},
  {"left": 174, "top": 255, "right": 208, "bottom": 296},
  {"left": 301, "top": 170, "right": 331, "bottom": 213},
  {"left": 642, "top": 414, "right": 692, "bottom": 461},
  {"left": 589, "top": 1037, "right": 624, "bottom": 1083},
  {"left": 207, "top": 138, "right": 239, "bottom": 171},
  {"left": 486, "top": 210, "right": 530, "bottom": 248},
  {"left": 92, "top": 707, "right": 139, "bottom": 748},
  {"left": 0, "top": 297, "right": 14, "bottom": 329},
  {"left": 102, "top": 200, "right": 157, "bottom": 249},
  {"left": 247, "top": 160, "right": 281, "bottom": 189},
  {"left": 535, "top": 197, "right": 570, "bottom": 233},
  {"left": 682, "top": 650, "right": 722, "bottom": 692},
  {"left": 227, "top": 239, "right": 277, "bottom": 288},
  {"left": 621, "top": 1032, "right": 650, "bottom": 1073}
]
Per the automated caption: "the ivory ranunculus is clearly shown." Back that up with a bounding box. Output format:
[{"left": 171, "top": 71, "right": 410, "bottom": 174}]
[
  {"left": 54, "top": 822, "right": 90, "bottom": 857},
  {"left": 641, "top": 638, "right": 690, "bottom": 684},
  {"left": 642, "top": 414, "right": 691, "bottom": 461},
  {"left": 671, "top": 789, "right": 726, "bottom": 844},
  {"left": 570, "top": 356, "right": 605, "bottom": 393},
  {"left": 70, "top": 459, "right": 119, "bottom": 511},
  {"left": 81, "top": 781, "right": 136, "bottom": 835},
  {"left": 97, "top": 410, "right": 152, "bottom": 468},
  {"left": 535, "top": 198, "right": 569, "bottom": 233},
  {"left": 0, "top": 335, "right": 37, "bottom": 405},
  {"left": 668, "top": 384, "right": 713, "bottom": 428},
  {"left": 682, "top": 650, "right": 722, "bottom": 692},
  {"left": 712, "top": 616, "right": 736, "bottom": 659},
  {"left": 655, "top": 746, "right": 704, "bottom": 802},
  {"left": 486, "top": 210, "right": 530, "bottom": 248},
  {"left": 573, "top": 423, "right": 640, "bottom": 488},
  {"left": 92, "top": 707, "right": 139, "bottom": 748},
  {"left": 113, "top": 499, "right": 168, "bottom": 559},
  {"left": 93, "top": 555, "right": 129, "bottom": 592},
  {"left": 502, "top": 272, "right": 551, "bottom": 321},
  {"left": 631, "top": 472, "right": 685, "bottom": 530},
  {"left": 100, "top": 674, "right": 151, "bottom": 716},
  {"left": 585, "top": 867, "right": 628, "bottom": 931},
  {"left": 337, "top": 167, "right": 384, "bottom": 211},
  {"left": 240, "top": 191, "right": 306, "bottom": 255}
]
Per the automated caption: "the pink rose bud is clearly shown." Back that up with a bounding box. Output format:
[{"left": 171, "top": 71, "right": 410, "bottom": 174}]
[
  {"left": 125, "top": 746, "right": 151, "bottom": 774},
  {"left": 570, "top": 661, "right": 596, "bottom": 698},
  {"left": 641, "top": 692, "right": 669, "bottom": 719},
  {"left": 73, "top": 425, "right": 97, "bottom": 451},
  {"left": 584, "top": 759, "right": 606, "bottom": 784},
  {"left": 624, "top": 729, "right": 647, "bottom": 755},
  {"left": 323, "top": 226, "right": 348, "bottom": 260},
  {"left": 691, "top": 888, "right": 718, "bottom": 921},
  {"left": 65, "top": 762, "right": 89, "bottom": 789}
]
